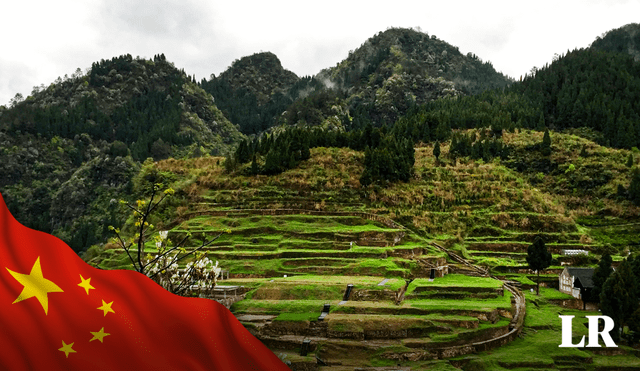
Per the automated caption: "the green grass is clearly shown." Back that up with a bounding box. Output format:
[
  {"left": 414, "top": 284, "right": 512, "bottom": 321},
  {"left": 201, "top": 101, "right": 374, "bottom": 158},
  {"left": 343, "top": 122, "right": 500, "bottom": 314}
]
[
  {"left": 250, "top": 282, "right": 344, "bottom": 300},
  {"left": 407, "top": 274, "right": 503, "bottom": 294},
  {"left": 503, "top": 274, "right": 536, "bottom": 285},
  {"left": 273, "top": 312, "right": 320, "bottom": 322},
  {"left": 526, "top": 287, "right": 575, "bottom": 300},
  {"left": 467, "top": 330, "right": 587, "bottom": 370},
  {"left": 266, "top": 274, "right": 406, "bottom": 290},
  {"left": 407, "top": 291, "right": 512, "bottom": 311},
  {"left": 175, "top": 214, "right": 399, "bottom": 235}
]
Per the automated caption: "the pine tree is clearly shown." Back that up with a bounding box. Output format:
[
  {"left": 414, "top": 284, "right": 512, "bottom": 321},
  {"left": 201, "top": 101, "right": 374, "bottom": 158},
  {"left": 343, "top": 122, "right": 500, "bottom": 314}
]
[
  {"left": 592, "top": 254, "right": 613, "bottom": 302},
  {"left": 433, "top": 141, "right": 441, "bottom": 161},
  {"left": 250, "top": 154, "right": 259, "bottom": 175},
  {"left": 301, "top": 137, "right": 311, "bottom": 161},
  {"left": 263, "top": 148, "right": 281, "bottom": 175},
  {"left": 537, "top": 112, "right": 546, "bottom": 131},
  {"left": 224, "top": 154, "right": 237, "bottom": 173},
  {"left": 541, "top": 129, "right": 551, "bottom": 156},
  {"left": 526, "top": 236, "right": 552, "bottom": 295},
  {"left": 600, "top": 259, "right": 639, "bottom": 342},
  {"left": 627, "top": 153, "right": 634, "bottom": 168},
  {"left": 629, "top": 168, "right": 640, "bottom": 205}
]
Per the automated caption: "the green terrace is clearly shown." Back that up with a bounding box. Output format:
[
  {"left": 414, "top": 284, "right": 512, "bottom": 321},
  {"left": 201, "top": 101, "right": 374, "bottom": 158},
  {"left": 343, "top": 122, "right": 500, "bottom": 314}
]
[
  {"left": 94, "top": 213, "right": 446, "bottom": 278},
  {"left": 231, "top": 273, "right": 516, "bottom": 360}
]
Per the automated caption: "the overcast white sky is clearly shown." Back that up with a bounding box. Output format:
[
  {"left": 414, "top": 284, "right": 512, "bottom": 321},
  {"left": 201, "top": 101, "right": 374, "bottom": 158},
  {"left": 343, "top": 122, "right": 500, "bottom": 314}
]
[{"left": 1, "top": 0, "right": 638, "bottom": 106}]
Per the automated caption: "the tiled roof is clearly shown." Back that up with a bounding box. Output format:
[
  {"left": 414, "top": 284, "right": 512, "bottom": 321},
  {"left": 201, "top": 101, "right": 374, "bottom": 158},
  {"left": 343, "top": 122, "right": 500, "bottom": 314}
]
[{"left": 565, "top": 267, "right": 595, "bottom": 288}]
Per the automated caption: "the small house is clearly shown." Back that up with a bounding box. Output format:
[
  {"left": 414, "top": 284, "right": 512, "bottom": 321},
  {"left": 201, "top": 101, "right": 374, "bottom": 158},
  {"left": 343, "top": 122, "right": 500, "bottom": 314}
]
[{"left": 559, "top": 267, "right": 594, "bottom": 300}]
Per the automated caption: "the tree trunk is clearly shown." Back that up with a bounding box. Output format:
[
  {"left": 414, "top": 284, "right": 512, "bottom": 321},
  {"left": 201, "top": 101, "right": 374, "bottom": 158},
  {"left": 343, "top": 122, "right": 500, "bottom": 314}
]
[{"left": 537, "top": 270, "right": 540, "bottom": 295}]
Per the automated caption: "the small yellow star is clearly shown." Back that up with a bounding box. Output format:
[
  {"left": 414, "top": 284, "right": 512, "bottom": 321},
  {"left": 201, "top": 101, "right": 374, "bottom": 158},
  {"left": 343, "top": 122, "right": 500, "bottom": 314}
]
[
  {"left": 6, "top": 256, "right": 63, "bottom": 315},
  {"left": 58, "top": 340, "right": 76, "bottom": 358},
  {"left": 77, "top": 274, "right": 95, "bottom": 295},
  {"left": 97, "top": 300, "right": 115, "bottom": 316},
  {"left": 89, "top": 327, "right": 110, "bottom": 343}
]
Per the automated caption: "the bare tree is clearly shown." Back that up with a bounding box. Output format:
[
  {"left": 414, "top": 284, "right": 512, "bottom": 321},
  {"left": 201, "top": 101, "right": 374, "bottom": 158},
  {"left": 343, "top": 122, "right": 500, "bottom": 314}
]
[{"left": 109, "top": 184, "right": 228, "bottom": 296}]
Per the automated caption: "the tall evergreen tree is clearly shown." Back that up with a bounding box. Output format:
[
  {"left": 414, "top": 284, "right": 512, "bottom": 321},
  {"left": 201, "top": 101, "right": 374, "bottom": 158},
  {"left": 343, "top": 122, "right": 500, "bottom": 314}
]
[
  {"left": 537, "top": 112, "right": 546, "bottom": 131},
  {"left": 541, "top": 129, "right": 552, "bottom": 156},
  {"left": 250, "top": 154, "right": 259, "bottom": 175},
  {"left": 526, "top": 236, "right": 552, "bottom": 295},
  {"left": 592, "top": 253, "right": 613, "bottom": 302},
  {"left": 629, "top": 168, "right": 640, "bottom": 205},
  {"left": 433, "top": 141, "right": 441, "bottom": 161},
  {"left": 600, "top": 259, "right": 639, "bottom": 342}
]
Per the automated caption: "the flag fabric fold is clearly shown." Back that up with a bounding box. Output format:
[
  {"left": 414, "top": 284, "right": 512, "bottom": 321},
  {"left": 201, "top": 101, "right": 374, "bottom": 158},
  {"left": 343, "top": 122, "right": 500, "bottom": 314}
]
[{"left": 0, "top": 193, "right": 290, "bottom": 370}]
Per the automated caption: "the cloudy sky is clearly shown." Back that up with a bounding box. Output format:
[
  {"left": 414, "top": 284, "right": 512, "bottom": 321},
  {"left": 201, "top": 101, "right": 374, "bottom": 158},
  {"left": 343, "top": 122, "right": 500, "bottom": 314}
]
[{"left": 1, "top": 0, "right": 638, "bottom": 106}]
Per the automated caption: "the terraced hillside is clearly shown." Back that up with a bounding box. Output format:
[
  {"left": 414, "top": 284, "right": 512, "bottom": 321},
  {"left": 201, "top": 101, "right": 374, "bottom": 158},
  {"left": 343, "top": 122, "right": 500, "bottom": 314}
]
[
  {"left": 84, "top": 129, "right": 640, "bottom": 369},
  {"left": 168, "top": 212, "right": 446, "bottom": 278},
  {"left": 229, "top": 274, "right": 521, "bottom": 369}
]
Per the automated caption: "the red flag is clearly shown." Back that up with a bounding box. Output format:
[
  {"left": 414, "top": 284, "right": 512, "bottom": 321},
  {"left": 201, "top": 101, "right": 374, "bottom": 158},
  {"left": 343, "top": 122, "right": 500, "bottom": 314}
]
[{"left": 0, "top": 194, "right": 290, "bottom": 370}]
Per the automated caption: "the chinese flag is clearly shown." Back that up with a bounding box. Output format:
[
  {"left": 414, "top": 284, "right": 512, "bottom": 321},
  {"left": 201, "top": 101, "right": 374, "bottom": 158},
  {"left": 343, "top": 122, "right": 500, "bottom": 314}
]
[{"left": 0, "top": 194, "right": 290, "bottom": 370}]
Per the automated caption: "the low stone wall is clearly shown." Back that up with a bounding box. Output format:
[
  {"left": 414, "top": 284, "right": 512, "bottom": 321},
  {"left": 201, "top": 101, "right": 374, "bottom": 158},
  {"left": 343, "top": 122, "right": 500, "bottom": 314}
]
[
  {"left": 260, "top": 321, "right": 329, "bottom": 340},
  {"left": 350, "top": 289, "right": 397, "bottom": 301}
]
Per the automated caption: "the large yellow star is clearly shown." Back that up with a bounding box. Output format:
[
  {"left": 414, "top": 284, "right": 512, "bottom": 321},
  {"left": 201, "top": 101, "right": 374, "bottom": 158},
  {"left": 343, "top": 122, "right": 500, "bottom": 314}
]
[
  {"left": 89, "top": 327, "right": 110, "bottom": 343},
  {"left": 58, "top": 340, "right": 76, "bottom": 358},
  {"left": 97, "top": 300, "right": 115, "bottom": 316},
  {"left": 6, "top": 257, "right": 63, "bottom": 315},
  {"left": 77, "top": 274, "right": 95, "bottom": 295}
]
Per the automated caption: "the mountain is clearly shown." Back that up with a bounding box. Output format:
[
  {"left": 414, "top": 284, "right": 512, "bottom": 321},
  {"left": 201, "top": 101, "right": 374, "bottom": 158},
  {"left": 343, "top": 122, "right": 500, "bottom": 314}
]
[
  {"left": 0, "top": 54, "right": 244, "bottom": 160},
  {"left": 201, "top": 28, "right": 513, "bottom": 133},
  {"left": 213, "top": 52, "right": 299, "bottom": 105},
  {"left": 510, "top": 47, "right": 640, "bottom": 148},
  {"left": 200, "top": 52, "right": 301, "bottom": 135},
  {"left": 590, "top": 23, "right": 640, "bottom": 61},
  {"left": 0, "top": 54, "right": 245, "bottom": 253},
  {"left": 279, "top": 27, "right": 514, "bottom": 128},
  {"left": 318, "top": 27, "right": 512, "bottom": 96},
  {"left": 387, "top": 25, "right": 640, "bottom": 152}
]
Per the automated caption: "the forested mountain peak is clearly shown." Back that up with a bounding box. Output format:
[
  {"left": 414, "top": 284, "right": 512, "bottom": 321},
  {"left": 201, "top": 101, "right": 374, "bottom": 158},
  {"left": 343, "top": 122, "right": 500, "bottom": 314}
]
[
  {"left": 200, "top": 52, "right": 302, "bottom": 135},
  {"left": 214, "top": 51, "right": 299, "bottom": 105},
  {"left": 0, "top": 53, "right": 243, "bottom": 160},
  {"left": 317, "top": 27, "right": 513, "bottom": 96},
  {"left": 591, "top": 23, "right": 640, "bottom": 61},
  {"left": 0, "top": 54, "right": 246, "bottom": 252}
]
